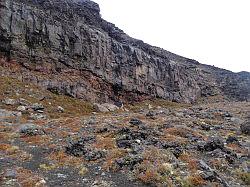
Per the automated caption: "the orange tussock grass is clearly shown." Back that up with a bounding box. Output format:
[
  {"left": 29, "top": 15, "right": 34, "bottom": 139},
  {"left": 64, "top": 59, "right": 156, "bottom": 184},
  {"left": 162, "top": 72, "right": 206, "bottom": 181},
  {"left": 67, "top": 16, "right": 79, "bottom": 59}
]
[
  {"left": 93, "top": 136, "right": 116, "bottom": 150},
  {"left": 179, "top": 152, "right": 198, "bottom": 172},
  {"left": 48, "top": 150, "right": 84, "bottom": 167},
  {"left": 187, "top": 174, "right": 206, "bottom": 186}
]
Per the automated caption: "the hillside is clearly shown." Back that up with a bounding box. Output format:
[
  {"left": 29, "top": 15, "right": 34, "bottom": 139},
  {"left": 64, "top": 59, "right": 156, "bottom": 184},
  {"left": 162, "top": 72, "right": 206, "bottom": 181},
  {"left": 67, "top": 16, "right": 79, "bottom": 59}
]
[
  {"left": 0, "top": 0, "right": 250, "bottom": 187},
  {"left": 0, "top": 0, "right": 249, "bottom": 103}
]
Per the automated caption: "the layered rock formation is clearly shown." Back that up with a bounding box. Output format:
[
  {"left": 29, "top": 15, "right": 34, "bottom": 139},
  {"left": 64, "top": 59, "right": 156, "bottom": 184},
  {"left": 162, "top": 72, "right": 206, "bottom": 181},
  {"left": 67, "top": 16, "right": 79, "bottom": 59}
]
[{"left": 0, "top": 0, "right": 249, "bottom": 103}]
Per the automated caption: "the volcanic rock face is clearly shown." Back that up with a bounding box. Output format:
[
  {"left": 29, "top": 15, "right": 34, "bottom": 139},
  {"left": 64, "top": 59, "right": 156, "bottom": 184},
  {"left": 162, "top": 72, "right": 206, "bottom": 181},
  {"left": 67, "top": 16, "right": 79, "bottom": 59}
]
[{"left": 0, "top": 0, "right": 249, "bottom": 103}]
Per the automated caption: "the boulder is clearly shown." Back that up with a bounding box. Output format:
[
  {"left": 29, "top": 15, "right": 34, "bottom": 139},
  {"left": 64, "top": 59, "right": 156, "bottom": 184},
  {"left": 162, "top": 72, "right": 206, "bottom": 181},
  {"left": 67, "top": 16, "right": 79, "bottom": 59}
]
[
  {"left": 197, "top": 138, "right": 224, "bottom": 152},
  {"left": 17, "top": 106, "right": 26, "bottom": 112},
  {"left": 93, "top": 103, "right": 109, "bottom": 112},
  {"left": 29, "top": 113, "right": 47, "bottom": 120},
  {"left": 101, "top": 103, "right": 119, "bottom": 112},
  {"left": 31, "top": 103, "right": 44, "bottom": 111},
  {"left": 129, "top": 118, "right": 143, "bottom": 126},
  {"left": 2, "top": 98, "right": 16, "bottom": 105},
  {"left": 93, "top": 103, "right": 119, "bottom": 112},
  {"left": 18, "top": 123, "right": 45, "bottom": 136},
  {"left": 240, "top": 121, "right": 250, "bottom": 135}
]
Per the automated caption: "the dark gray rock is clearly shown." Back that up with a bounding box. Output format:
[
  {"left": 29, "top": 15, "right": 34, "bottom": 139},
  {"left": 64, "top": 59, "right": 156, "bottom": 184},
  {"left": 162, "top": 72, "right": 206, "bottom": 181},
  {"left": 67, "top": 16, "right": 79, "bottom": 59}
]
[
  {"left": 84, "top": 148, "right": 105, "bottom": 161},
  {"left": 31, "top": 103, "right": 44, "bottom": 111},
  {"left": 240, "top": 121, "right": 250, "bottom": 135},
  {"left": 197, "top": 138, "right": 224, "bottom": 152},
  {"left": 129, "top": 118, "right": 143, "bottom": 126},
  {"left": 199, "top": 160, "right": 229, "bottom": 187},
  {"left": 116, "top": 154, "right": 143, "bottom": 169},
  {"left": 226, "top": 136, "right": 239, "bottom": 144},
  {"left": 65, "top": 136, "right": 96, "bottom": 157},
  {"left": 200, "top": 123, "right": 211, "bottom": 131}
]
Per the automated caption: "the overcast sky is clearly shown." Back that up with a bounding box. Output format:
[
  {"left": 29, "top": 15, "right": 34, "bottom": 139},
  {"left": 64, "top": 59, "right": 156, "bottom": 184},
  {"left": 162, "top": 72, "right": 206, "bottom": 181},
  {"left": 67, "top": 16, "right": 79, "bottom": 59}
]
[{"left": 94, "top": 0, "right": 250, "bottom": 72}]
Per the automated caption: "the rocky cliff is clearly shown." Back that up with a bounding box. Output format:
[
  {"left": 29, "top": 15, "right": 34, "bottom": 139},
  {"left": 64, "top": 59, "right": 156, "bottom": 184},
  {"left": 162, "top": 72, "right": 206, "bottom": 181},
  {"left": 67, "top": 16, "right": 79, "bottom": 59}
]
[{"left": 0, "top": 0, "right": 249, "bottom": 103}]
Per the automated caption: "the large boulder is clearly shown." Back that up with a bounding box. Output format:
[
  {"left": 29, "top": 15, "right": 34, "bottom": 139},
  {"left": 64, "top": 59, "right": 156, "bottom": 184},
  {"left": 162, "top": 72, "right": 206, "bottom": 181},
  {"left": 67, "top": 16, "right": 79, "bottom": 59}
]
[
  {"left": 240, "top": 121, "right": 250, "bottom": 135},
  {"left": 93, "top": 103, "right": 119, "bottom": 112},
  {"left": 18, "top": 123, "right": 45, "bottom": 136}
]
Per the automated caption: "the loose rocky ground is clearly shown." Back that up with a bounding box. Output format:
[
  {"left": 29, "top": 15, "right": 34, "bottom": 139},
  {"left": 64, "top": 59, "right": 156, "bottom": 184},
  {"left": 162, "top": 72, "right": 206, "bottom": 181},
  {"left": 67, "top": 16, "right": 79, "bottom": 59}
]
[{"left": 0, "top": 75, "right": 249, "bottom": 187}]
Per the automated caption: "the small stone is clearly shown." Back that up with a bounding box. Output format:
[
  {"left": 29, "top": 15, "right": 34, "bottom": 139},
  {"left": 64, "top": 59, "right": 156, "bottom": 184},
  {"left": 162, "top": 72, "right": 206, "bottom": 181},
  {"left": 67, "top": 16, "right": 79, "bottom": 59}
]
[
  {"left": 200, "top": 123, "right": 210, "bottom": 131},
  {"left": 146, "top": 111, "right": 156, "bottom": 119},
  {"left": 18, "top": 98, "right": 30, "bottom": 106},
  {"left": 3, "top": 98, "right": 16, "bottom": 105},
  {"left": 135, "top": 139, "right": 141, "bottom": 144},
  {"left": 18, "top": 123, "right": 45, "bottom": 136},
  {"left": 116, "top": 139, "right": 133, "bottom": 149},
  {"left": 4, "top": 169, "right": 17, "bottom": 178},
  {"left": 230, "top": 117, "right": 243, "bottom": 124},
  {"left": 16, "top": 112, "right": 22, "bottom": 117},
  {"left": 148, "top": 104, "right": 153, "bottom": 109},
  {"left": 31, "top": 103, "right": 44, "bottom": 111},
  {"left": 57, "top": 173, "right": 67, "bottom": 178},
  {"left": 129, "top": 118, "right": 143, "bottom": 126},
  {"left": 57, "top": 106, "right": 64, "bottom": 113},
  {"left": 29, "top": 113, "right": 46, "bottom": 120},
  {"left": 78, "top": 167, "right": 88, "bottom": 175},
  {"left": 162, "top": 163, "right": 174, "bottom": 175},
  {"left": 226, "top": 136, "right": 239, "bottom": 144},
  {"left": 35, "top": 179, "right": 46, "bottom": 186},
  {"left": 17, "top": 106, "right": 26, "bottom": 112}
]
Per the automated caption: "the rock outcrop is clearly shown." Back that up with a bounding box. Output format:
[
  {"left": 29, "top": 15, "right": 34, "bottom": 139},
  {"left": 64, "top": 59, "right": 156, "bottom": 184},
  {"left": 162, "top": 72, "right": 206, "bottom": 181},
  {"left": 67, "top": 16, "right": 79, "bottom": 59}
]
[{"left": 0, "top": 0, "right": 249, "bottom": 103}]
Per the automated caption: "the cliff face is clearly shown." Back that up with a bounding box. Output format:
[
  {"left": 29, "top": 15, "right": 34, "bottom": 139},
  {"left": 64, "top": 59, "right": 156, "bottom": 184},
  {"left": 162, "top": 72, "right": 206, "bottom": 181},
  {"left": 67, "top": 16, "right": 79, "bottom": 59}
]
[{"left": 0, "top": 0, "right": 249, "bottom": 103}]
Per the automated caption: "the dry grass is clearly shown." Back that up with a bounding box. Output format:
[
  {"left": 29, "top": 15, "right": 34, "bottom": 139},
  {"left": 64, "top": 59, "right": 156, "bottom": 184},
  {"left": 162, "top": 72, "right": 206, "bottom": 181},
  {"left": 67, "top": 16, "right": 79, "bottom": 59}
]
[
  {"left": 102, "top": 149, "right": 128, "bottom": 171},
  {"left": 47, "top": 150, "right": 84, "bottom": 168},
  {"left": 16, "top": 167, "right": 46, "bottom": 187},
  {"left": 127, "top": 98, "right": 191, "bottom": 112},
  {"left": 0, "top": 143, "right": 12, "bottom": 151},
  {"left": 20, "top": 135, "right": 48, "bottom": 145},
  {"left": 137, "top": 164, "right": 161, "bottom": 184},
  {"left": 0, "top": 144, "right": 32, "bottom": 161},
  {"left": 134, "top": 147, "right": 175, "bottom": 185},
  {"left": 238, "top": 172, "right": 250, "bottom": 185},
  {"left": 0, "top": 75, "right": 94, "bottom": 119},
  {"left": 160, "top": 134, "right": 188, "bottom": 146},
  {"left": 226, "top": 143, "right": 248, "bottom": 154},
  {"left": 179, "top": 153, "right": 198, "bottom": 172},
  {"left": 93, "top": 136, "right": 116, "bottom": 150},
  {"left": 184, "top": 174, "right": 207, "bottom": 186}
]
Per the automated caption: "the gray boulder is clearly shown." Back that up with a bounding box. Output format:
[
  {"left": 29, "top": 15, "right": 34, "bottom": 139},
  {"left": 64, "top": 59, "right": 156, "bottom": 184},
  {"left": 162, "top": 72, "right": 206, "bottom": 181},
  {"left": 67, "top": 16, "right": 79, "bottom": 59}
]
[
  {"left": 2, "top": 98, "right": 16, "bottom": 105},
  {"left": 93, "top": 103, "right": 119, "bottom": 112},
  {"left": 18, "top": 123, "right": 45, "bottom": 136},
  {"left": 240, "top": 121, "right": 250, "bottom": 135}
]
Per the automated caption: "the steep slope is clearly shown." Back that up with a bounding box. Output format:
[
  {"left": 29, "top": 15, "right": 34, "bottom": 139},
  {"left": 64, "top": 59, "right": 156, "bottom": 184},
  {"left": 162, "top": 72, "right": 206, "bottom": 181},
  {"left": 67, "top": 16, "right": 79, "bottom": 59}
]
[{"left": 0, "top": 0, "right": 249, "bottom": 103}]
